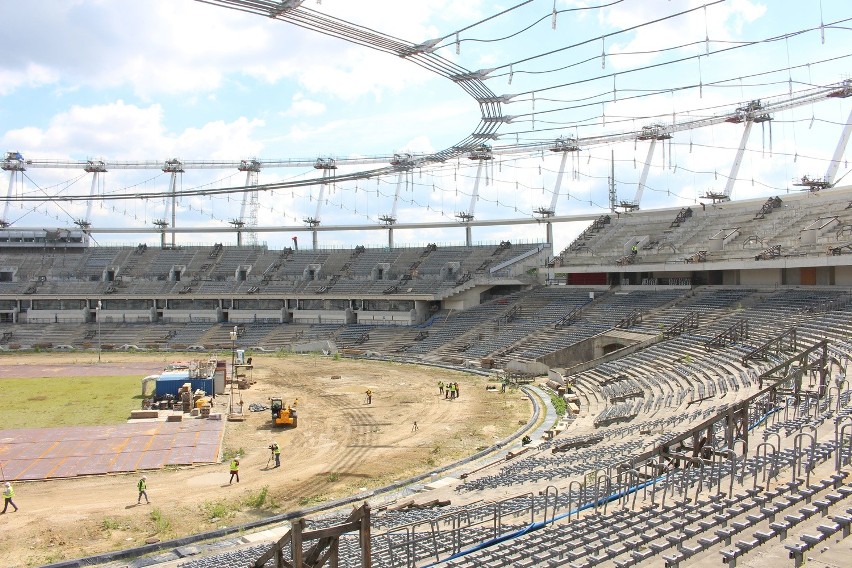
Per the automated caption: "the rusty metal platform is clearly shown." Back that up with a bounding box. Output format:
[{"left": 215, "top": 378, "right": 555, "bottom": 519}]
[{"left": 0, "top": 419, "right": 224, "bottom": 480}]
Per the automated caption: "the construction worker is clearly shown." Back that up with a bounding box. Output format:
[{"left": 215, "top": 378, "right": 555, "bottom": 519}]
[
  {"left": 271, "top": 442, "right": 281, "bottom": 468},
  {"left": 229, "top": 458, "right": 240, "bottom": 484},
  {"left": 438, "top": 381, "right": 444, "bottom": 395},
  {"left": 365, "top": 389, "right": 372, "bottom": 404},
  {"left": 631, "top": 243, "right": 638, "bottom": 255},
  {"left": 412, "top": 421, "right": 418, "bottom": 432},
  {"left": 2, "top": 482, "right": 17, "bottom": 513},
  {"left": 455, "top": 382, "right": 461, "bottom": 398},
  {"left": 137, "top": 475, "right": 150, "bottom": 504}
]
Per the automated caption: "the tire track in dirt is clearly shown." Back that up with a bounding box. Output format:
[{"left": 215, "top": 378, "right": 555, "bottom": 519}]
[{"left": 288, "top": 391, "right": 380, "bottom": 500}]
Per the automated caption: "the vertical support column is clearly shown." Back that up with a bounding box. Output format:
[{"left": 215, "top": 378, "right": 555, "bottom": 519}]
[
  {"left": 162, "top": 159, "right": 184, "bottom": 247},
  {"left": 2, "top": 171, "right": 15, "bottom": 224},
  {"left": 724, "top": 121, "right": 754, "bottom": 198},
  {"left": 633, "top": 139, "right": 657, "bottom": 206},
  {"left": 609, "top": 149, "right": 617, "bottom": 212},
  {"left": 1, "top": 152, "right": 27, "bottom": 225},
  {"left": 826, "top": 106, "right": 852, "bottom": 185},
  {"left": 391, "top": 171, "right": 404, "bottom": 221},
  {"left": 469, "top": 159, "right": 484, "bottom": 216},
  {"left": 170, "top": 171, "right": 177, "bottom": 247},
  {"left": 549, "top": 150, "right": 569, "bottom": 213},
  {"left": 305, "top": 158, "right": 336, "bottom": 251},
  {"left": 83, "top": 161, "right": 107, "bottom": 225}
]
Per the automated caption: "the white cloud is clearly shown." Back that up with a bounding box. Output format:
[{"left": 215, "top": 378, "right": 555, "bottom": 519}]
[
  {"left": 0, "top": 63, "right": 59, "bottom": 96},
  {"left": 281, "top": 93, "right": 327, "bottom": 118}
]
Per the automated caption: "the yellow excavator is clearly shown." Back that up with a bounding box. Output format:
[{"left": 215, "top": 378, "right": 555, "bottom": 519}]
[{"left": 271, "top": 398, "right": 297, "bottom": 428}]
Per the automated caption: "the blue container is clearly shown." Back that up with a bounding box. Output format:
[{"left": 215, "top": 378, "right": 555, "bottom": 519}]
[{"left": 155, "top": 370, "right": 214, "bottom": 398}]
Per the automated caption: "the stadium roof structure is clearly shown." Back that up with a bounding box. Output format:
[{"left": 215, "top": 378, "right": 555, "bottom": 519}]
[{"left": 3, "top": 1, "right": 852, "bottom": 250}]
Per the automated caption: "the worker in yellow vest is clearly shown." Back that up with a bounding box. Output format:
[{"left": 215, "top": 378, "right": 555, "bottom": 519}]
[
  {"left": 2, "top": 482, "right": 18, "bottom": 513},
  {"left": 229, "top": 458, "right": 240, "bottom": 484},
  {"left": 137, "top": 475, "right": 149, "bottom": 504},
  {"left": 271, "top": 442, "right": 281, "bottom": 468}
]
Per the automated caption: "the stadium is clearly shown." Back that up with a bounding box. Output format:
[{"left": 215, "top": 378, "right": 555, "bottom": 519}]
[{"left": 3, "top": 1, "right": 852, "bottom": 567}]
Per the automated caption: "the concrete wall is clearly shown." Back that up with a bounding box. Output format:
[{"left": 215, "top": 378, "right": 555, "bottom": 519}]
[
  {"left": 836, "top": 266, "right": 852, "bottom": 285},
  {"left": 722, "top": 270, "right": 740, "bottom": 285},
  {"left": 783, "top": 268, "right": 802, "bottom": 286},
  {"left": 23, "top": 309, "right": 87, "bottom": 324},
  {"left": 356, "top": 309, "right": 415, "bottom": 326},
  {"left": 817, "top": 267, "right": 833, "bottom": 285},
  {"left": 228, "top": 309, "right": 286, "bottom": 323},
  {"left": 101, "top": 309, "right": 156, "bottom": 323},
  {"left": 443, "top": 286, "right": 485, "bottom": 311},
  {"left": 539, "top": 333, "right": 646, "bottom": 369},
  {"left": 292, "top": 309, "right": 349, "bottom": 325},
  {"left": 740, "top": 268, "right": 782, "bottom": 286},
  {"left": 161, "top": 309, "right": 219, "bottom": 323}
]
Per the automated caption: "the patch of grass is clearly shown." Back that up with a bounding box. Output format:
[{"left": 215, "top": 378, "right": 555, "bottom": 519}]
[
  {"left": 0, "top": 373, "right": 143, "bottom": 428},
  {"left": 203, "top": 500, "right": 231, "bottom": 520},
  {"left": 430, "top": 444, "right": 442, "bottom": 455},
  {"left": 426, "top": 457, "right": 436, "bottom": 467},
  {"left": 298, "top": 494, "right": 325, "bottom": 507},
  {"left": 101, "top": 517, "right": 121, "bottom": 531},
  {"left": 549, "top": 392, "right": 567, "bottom": 416},
  {"left": 325, "top": 472, "right": 340, "bottom": 483},
  {"left": 244, "top": 486, "right": 269, "bottom": 508},
  {"left": 149, "top": 508, "right": 171, "bottom": 533}
]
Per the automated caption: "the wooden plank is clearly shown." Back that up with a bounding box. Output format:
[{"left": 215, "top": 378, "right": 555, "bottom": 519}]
[{"left": 300, "top": 521, "right": 361, "bottom": 541}]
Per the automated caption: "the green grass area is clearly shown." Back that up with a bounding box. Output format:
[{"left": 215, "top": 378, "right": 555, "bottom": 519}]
[{"left": 0, "top": 375, "right": 144, "bottom": 429}]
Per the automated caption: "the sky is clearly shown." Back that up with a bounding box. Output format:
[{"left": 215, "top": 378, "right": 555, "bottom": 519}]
[{"left": 1, "top": 0, "right": 851, "bottom": 252}]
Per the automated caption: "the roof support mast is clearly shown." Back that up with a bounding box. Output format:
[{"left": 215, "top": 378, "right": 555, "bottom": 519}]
[
  {"left": 702, "top": 100, "right": 771, "bottom": 202},
  {"left": 634, "top": 139, "right": 657, "bottom": 206},
  {"left": 305, "top": 158, "right": 336, "bottom": 250},
  {"left": 536, "top": 137, "right": 579, "bottom": 245},
  {"left": 1, "top": 151, "right": 26, "bottom": 227},
  {"left": 82, "top": 161, "right": 107, "bottom": 226},
  {"left": 457, "top": 145, "right": 492, "bottom": 246},
  {"left": 238, "top": 159, "right": 261, "bottom": 246},
  {"left": 630, "top": 125, "right": 672, "bottom": 208},
  {"left": 162, "top": 159, "right": 184, "bottom": 247},
  {"left": 826, "top": 105, "right": 852, "bottom": 186},
  {"left": 724, "top": 121, "right": 754, "bottom": 198},
  {"left": 380, "top": 153, "right": 417, "bottom": 247}
]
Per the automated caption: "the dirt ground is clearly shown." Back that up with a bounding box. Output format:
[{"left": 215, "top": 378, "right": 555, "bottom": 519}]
[{"left": 0, "top": 352, "right": 532, "bottom": 567}]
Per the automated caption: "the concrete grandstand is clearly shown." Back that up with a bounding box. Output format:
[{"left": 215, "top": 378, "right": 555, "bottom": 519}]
[
  {"left": 3, "top": 189, "right": 852, "bottom": 567},
  {"left": 4, "top": 1, "right": 852, "bottom": 567}
]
